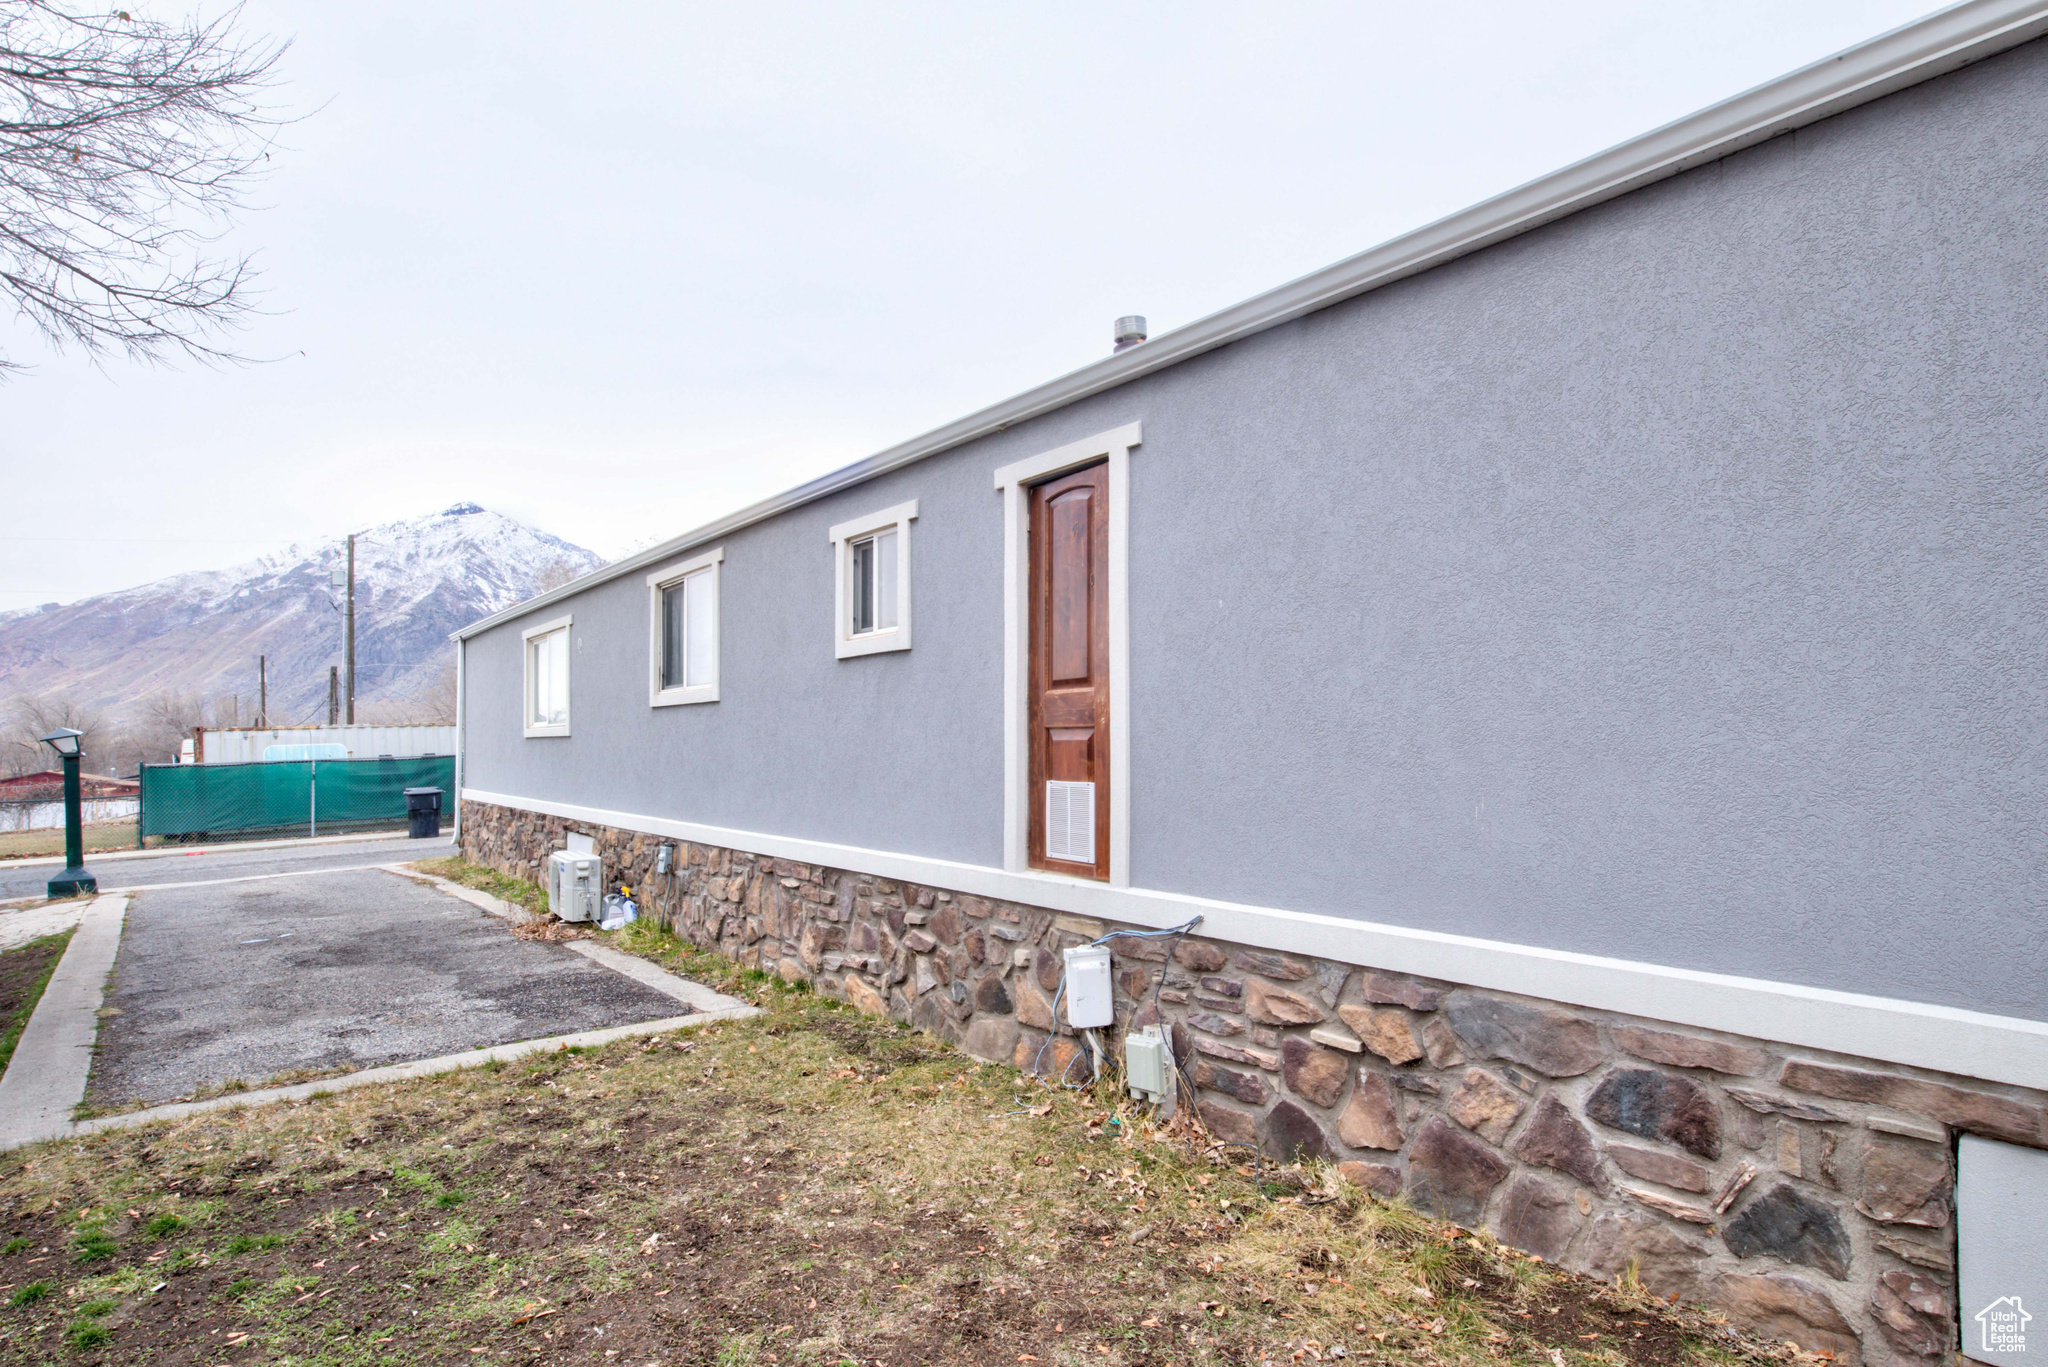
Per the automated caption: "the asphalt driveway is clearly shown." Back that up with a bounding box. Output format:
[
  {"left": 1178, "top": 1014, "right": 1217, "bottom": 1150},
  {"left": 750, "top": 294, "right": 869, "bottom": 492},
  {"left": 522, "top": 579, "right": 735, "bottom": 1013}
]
[
  {"left": 85, "top": 866, "right": 682, "bottom": 1110},
  {"left": 0, "top": 833, "right": 453, "bottom": 903}
]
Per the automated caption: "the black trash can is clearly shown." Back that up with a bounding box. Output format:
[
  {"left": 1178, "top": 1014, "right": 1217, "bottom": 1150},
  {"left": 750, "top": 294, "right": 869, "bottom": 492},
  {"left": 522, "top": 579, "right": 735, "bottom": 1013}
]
[{"left": 404, "top": 787, "right": 444, "bottom": 838}]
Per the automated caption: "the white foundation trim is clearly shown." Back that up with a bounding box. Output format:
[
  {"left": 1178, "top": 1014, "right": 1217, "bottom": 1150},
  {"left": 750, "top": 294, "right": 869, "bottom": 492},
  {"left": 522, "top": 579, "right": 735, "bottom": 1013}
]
[
  {"left": 462, "top": 784, "right": 2048, "bottom": 1094},
  {"left": 993, "top": 422, "right": 1141, "bottom": 887}
]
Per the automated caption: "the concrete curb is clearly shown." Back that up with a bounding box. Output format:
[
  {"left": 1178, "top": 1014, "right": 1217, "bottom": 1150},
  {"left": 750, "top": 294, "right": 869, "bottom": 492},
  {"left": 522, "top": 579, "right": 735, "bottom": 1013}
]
[
  {"left": 64, "top": 1007, "right": 760, "bottom": 1144},
  {"left": 386, "top": 865, "right": 751, "bottom": 1014},
  {"left": 0, "top": 829, "right": 424, "bottom": 872},
  {"left": 0, "top": 895, "right": 128, "bottom": 1150}
]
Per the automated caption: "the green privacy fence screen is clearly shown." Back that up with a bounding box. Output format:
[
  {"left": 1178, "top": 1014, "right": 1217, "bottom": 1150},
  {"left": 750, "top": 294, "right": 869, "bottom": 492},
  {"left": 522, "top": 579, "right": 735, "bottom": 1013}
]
[{"left": 139, "top": 756, "right": 454, "bottom": 844}]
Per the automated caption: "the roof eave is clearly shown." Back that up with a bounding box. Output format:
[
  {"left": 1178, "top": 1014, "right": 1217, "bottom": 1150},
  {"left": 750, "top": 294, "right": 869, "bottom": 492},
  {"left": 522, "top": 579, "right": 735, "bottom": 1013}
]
[{"left": 454, "top": 0, "right": 2048, "bottom": 644}]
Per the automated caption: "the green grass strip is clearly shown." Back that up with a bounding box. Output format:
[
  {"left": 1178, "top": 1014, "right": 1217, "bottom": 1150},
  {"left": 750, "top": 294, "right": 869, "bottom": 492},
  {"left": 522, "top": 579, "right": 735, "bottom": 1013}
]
[{"left": 0, "top": 929, "right": 75, "bottom": 1077}]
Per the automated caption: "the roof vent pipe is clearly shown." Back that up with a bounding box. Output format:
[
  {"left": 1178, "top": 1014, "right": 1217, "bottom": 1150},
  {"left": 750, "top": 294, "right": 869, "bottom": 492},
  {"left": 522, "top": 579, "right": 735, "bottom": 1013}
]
[{"left": 1113, "top": 316, "right": 1147, "bottom": 352}]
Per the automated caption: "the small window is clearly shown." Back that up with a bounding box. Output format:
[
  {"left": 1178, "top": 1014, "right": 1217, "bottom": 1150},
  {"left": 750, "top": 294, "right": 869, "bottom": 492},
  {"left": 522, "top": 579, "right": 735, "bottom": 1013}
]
[
  {"left": 647, "top": 548, "right": 722, "bottom": 706},
  {"left": 849, "top": 528, "right": 898, "bottom": 636},
  {"left": 522, "top": 616, "right": 572, "bottom": 737},
  {"left": 829, "top": 500, "right": 916, "bottom": 659}
]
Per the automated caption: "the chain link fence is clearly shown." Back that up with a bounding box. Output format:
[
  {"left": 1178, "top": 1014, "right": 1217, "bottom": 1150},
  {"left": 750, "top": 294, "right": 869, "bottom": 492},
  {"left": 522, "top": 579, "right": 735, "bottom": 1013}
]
[{"left": 139, "top": 756, "right": 455, "bottom": 845}]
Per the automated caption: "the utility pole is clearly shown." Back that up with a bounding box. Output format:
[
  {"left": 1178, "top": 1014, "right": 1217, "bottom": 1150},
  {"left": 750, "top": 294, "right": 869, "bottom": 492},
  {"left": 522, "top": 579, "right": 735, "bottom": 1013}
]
[
  {"left": 257, "top": 656, "right": 267, "bottom": 729},
  {"left": 328, "top": 666, "right": 339, "bottom": 726},
  {"left": 345, "top": 533, "right": 357, "bottom": 725}
]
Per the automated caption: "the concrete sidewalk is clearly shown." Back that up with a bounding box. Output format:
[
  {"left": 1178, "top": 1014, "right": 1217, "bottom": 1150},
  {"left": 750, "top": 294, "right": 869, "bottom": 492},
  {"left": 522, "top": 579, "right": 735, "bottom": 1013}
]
[{"left": 0, "top": 895, "right": 127, "bottom": 1149}]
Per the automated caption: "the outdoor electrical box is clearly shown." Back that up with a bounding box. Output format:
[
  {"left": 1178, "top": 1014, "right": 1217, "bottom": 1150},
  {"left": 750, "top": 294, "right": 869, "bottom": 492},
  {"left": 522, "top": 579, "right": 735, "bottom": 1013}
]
[
  {"left": 655, "top": 844, "right": 674, "bottom": 875},
  {"left": 1125, "top": 1026, "right": 1173, "bottom": 1109},
  {"left": 547, "top": 851, "right": 601, "bottom": 923},
  {"left": 1063, "top": 945, "right": 1114, "bottom": 1028}
]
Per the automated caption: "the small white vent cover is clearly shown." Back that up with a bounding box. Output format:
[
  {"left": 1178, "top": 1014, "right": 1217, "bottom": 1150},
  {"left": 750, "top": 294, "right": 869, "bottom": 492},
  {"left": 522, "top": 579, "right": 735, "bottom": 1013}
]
[{"left": 1045, "top": 780, "right": 1096, "bottom": 864}]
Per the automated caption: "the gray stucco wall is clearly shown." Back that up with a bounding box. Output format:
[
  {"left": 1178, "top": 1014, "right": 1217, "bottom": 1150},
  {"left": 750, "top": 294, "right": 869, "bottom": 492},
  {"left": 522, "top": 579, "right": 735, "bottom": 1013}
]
[{"left": 464, "top": 36, "right": 2048, "bottom": 1022}]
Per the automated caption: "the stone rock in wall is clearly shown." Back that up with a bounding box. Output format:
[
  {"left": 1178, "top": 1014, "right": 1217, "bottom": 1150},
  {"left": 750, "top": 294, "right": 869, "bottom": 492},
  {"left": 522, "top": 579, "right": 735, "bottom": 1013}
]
[
  {"left": 1614, "top": 1024, "right": 1767, "bottom": 1077},
  {"left": 1575, "top": 1212, "right": 1708, "bottom": 1300},
  {"left": 1192, "top": 1059, "right": 1269, "bottom": 1107},
  {"left": 1421, "top": 1017, "right": 1468, "bottom": 1068},
  {"left": 927, "top": 904, "right": 963, "bottom": 945},
  {"left": 1447, "top": 1070, "right": 1526, "bottom": 1145},
  {"left": 1356, "top": 971, "right": 1443, "bottom": 1012},
  {"left": 902, "top": 930, "right": 937, "bottom": 953},
  {"left": 973, "top": 974, "right": 1013, "bottom": 1016},
  {"left": 1510, "top": 1096, "right": 1604, "bottom": 1188},
  {"left": 1868, "top": 1270, "right": 1950, "bottom": 1360},
  {"left": 1724, "top": 1087, "right": 1845, "bottom": 1123},
  {"left": 1855, "top": 1137, "right": 1950, "bottom": 1228},
  {"left": 1245, "top": 979, "right": 1325, "bottom": 1026},
  {"left": 1282, "top": 1038, "right": 1350, "bottom": 1108},
  {"left": 1710, "top": 1273, "right": 1862, "bottom": 1364},
  {"left": 1174, "top": 940, "right": 1228, "bottom": 972},
  {"left": 843, "top": 975, "right": 887, "bottom": 1016},
  {"left": 850, "top": 920, "right": 880, "bottom": 955},
  {"left": 1336, "top": 1161, "right": 1403, "bottom": 1199},
  {"left": 1584, "top": 1069, "right": 1722, "bottom": 1160},
  {"left": 1236, "top": 950, "right": 1314, "bottom": 981},
  {"left": 1405, "top": 1117, "right": 1509, "bottom": 1226},
  {"left": 1186, "top": 1011, "right": 1245, "bottom": 1038},
  {"left": 913, "top": 958, "right": 939, "bottom": 998},
  {"left": 961, "top": 1016, "right": 1019, "bottom": 1065},
  {"left": 1336, "top": 1005, "right": 1425, "bottom": 1065},
  {"left": 1780, "top": 1060, "right": 2041, "bottom": 1145},
  {"left": 1338, "top": 1072, "right": 1404, "bottom": 1151},
  {"left": 1015, "top": 1033, "right": 1085, "bottom": 1082},
  {"left": 1604, "top": 1143, "right": 1707, "bottom": 1193},
  {"left": 1265, "top": 1101, "right": 1334, "bottom": 1164},
  {"left": 1014, "top": 977, "right": 1058, "bottom": 1031},
  {"left": 1720, "top": 1184, "right": 1853, "bottom": 1281},
  {"left": 1198, "top": 1100, "right": 1258, "bottom": 1146},
  {"left": 1034, "top": 948, "right": 1061, "bottom": 994},
  {"left": 1443, "top": 992, "right": 1603, "bottom": 1077},
  {"left": 1196, "top": 1039, "right": 1278, "bottom": 1071},
  {"left": 1498, "top": 1174, "right": 1583, "bottom": 1262}
]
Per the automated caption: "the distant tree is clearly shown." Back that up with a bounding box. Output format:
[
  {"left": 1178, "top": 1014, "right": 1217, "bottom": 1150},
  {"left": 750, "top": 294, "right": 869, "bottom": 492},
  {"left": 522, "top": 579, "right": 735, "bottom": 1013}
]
[
  {"left": 0, "top": 691, "right": 106, "bottom": 775},
  {"left": 0, "top": 1, "right": 287, "bottom": 372},
  {"left": 532, "top": 555, "right": 587, "bottom": 595}
]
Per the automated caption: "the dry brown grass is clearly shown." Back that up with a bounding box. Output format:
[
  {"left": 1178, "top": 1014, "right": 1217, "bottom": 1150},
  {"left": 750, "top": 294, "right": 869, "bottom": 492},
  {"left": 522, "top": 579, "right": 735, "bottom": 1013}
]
[{"left": 0, "top": 820, "right": 136, "bottom": 861}]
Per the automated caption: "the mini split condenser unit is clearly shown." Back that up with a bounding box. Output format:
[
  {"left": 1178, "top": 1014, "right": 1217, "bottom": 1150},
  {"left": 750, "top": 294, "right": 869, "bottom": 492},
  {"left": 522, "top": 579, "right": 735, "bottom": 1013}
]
[{"left": 547, "top": 851, "right": 601, "bottom": 922}]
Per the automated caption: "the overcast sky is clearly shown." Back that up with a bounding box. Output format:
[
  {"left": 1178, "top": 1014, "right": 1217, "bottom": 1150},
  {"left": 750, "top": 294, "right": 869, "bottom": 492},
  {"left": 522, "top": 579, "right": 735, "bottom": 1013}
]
[{"left": 0, "top": 0, "right": 1936, "bottom": 610}]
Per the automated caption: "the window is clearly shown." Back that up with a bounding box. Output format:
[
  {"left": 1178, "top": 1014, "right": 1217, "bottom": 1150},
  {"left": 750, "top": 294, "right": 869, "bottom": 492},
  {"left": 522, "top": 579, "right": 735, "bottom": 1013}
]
[
  {"left": 522, "top": 615, "right": 572, "bottom": 737},
  {"left": 829, "top": 500, "right": 916, "bottom": 658},
  {"left": 647, "top": 548, "right": 722, "bottom": 706}
]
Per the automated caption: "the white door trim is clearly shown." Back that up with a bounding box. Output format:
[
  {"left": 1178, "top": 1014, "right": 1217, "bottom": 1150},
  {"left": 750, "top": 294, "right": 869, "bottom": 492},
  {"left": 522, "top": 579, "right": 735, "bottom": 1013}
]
[{"left": 993, "top": 422, "right": 1141, "bottom": 887}]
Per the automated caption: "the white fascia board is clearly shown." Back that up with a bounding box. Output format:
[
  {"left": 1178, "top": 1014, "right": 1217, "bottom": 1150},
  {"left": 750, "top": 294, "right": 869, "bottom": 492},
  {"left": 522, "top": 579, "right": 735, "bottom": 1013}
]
[
  {"left": 464, "top": 786, "right": 2048, "bottom": 1095},
  {"left": 451, "top": 0, "right": 2048, "bottom": 646}
]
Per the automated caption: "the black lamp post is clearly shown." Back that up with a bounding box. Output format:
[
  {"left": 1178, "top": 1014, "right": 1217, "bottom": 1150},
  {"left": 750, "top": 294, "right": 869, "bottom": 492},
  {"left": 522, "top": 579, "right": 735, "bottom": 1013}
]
[{"left": 41, "top": 728, "right": 97, "bottom": 899}]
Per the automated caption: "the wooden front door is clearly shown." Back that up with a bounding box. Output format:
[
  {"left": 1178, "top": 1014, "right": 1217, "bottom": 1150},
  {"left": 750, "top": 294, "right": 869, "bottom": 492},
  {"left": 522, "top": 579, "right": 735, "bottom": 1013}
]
[{"left": 1028, "top": 460, "right": 1110, "bottom": 879}]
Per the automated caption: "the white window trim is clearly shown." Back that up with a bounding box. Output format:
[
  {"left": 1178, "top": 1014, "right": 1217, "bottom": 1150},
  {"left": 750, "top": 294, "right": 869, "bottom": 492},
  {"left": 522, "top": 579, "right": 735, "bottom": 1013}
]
[
  {"left": 646, "top": 548, "right": 723, "bottom": 707},
  {"left": 521, "top": 614, "right": 573, "bottom": 738},
  {"left": 828, "top": 499, "right": 918, "bottom": 659},
  {"left": 993, "top": 421, "right": 1140, "bottom": 887}
]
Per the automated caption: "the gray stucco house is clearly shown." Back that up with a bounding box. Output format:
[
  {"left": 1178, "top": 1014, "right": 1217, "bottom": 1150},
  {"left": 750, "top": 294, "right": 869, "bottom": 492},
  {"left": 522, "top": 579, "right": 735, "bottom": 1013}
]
[{"left": 453, "top": 2, "right": 2048, "bottom": 1359}]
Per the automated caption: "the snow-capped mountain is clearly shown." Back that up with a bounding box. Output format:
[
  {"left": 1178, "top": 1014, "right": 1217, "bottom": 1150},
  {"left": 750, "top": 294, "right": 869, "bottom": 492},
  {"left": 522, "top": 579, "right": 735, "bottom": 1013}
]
[{"left": 0, "top": 504, "right": 603, "bottom": 720}]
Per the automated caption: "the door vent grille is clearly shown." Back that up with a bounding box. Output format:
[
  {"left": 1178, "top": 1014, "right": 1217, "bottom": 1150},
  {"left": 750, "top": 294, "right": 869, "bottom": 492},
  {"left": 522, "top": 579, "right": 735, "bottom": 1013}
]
[{"left": 1045, "top": 780, "right": 1096, "bottom": 864}]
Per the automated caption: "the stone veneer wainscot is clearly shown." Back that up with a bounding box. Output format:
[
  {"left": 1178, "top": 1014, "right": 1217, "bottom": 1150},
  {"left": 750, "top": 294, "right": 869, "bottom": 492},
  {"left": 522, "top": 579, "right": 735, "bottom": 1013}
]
[{"left": 463, "top": 797, "right": 2032, "bottom": 1367}]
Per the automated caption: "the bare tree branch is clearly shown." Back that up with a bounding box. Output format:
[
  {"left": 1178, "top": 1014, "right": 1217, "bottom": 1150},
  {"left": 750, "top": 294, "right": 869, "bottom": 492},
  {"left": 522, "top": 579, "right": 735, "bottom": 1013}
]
[{"left": 0, "top": 1, "right": 287, "bottom": 372}]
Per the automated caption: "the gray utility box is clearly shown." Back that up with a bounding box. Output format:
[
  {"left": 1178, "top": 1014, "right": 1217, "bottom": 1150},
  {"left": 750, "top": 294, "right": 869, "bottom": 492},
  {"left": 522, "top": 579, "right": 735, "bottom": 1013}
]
[{"left": 1959, "top": 1134, "right": 2048, "bottom": 1364}]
